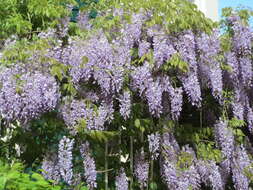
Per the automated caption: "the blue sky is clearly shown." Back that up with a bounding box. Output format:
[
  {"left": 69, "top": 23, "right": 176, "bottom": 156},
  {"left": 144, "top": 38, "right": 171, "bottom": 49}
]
[{"left": 219, "top": 0, "right": 253, "bottom": 17}]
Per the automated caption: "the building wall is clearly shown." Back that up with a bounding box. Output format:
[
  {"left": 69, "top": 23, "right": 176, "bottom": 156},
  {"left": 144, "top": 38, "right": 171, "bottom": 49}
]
[{"left": 192, "top": 0, "right": 219, "bottom": 21}]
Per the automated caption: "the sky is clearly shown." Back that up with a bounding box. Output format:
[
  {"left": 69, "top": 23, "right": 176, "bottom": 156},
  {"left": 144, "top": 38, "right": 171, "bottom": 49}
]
[{"left": 219, "top": 0, "right": 253, "bottom": 17}]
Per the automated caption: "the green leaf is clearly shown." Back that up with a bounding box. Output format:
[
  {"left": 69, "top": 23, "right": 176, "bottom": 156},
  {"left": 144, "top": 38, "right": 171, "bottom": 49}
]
[
  {"left": 80, "top": 56, "right": 89, "bottom": 68},
  {"left": 134, "top": 119, "right": 141, "bottom": 128},
  {"left": 87, "top": 130, "right": 118, "bottom": 142},
  {"left": 150, "top": 182, "right": 158, "bottom": 190}
]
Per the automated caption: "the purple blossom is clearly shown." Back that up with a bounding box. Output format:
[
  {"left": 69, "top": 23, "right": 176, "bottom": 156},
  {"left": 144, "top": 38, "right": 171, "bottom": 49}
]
[
  {"left": 230, "top": 16, "right": 253, "bottom": 55},
  {"left": 148, "top": 132, "right": 160, "bottom": 160},
  {"left": 159, "top": 76, "right": 183, "bottom": 120},
  {"left": 181, "top": 72, "right": 202, "bottom": 107},
  {"left": 0, "top": 68, "right": 60, "bottom": 123},
  {"left": 68, "top": 32, "right": 125, "bottom": 94},
  {"left": 60, "top": 99, "right": 114, "bottom": 133},
  {"left": 246, "top": 103, "right": 253, "bottom": 133},
  {"left": 180, "top": 165, "right": 201, "bottom": 190},
  {"left": 153, "top": 34, "right": 176, "bottom": 69},
  {"left": 161, "top": 145, "right": 201, "bottom": 190},
  {"left": 131, "top": 62, "right": 153, "bottom": 95},
  {"left": 77, "top": 12, "right": 92, "bottom": 30},
  {"left": 161, "top": 161, "right": 178, "bottom": 189},
  {"left": 196, "top": 160, "right": 224, "bottom": 190},
  {"left": 80, "top": 142, "right": 97, "bottom": 190},
  {"left": 145, "top": 81, "right": 163, "bottom": 116},
  {"left": 58, "top": 136, "right": 74, "bottom": 185},
  {"left": 115, "top": 168, "right": 128, "bottom": 190},
  {"left": 176, "top": 30, "right": 198, "bottom": 72},
  {"left": 121, "top": 12, "right": 146, "bottom": 48},
  {"left": 118, "top": 91, "right": 131, "bottom": 120},
  {"left": 238, "top": 57, "right": 252, "bottom": 87},
  {"left": 57, "top": 17, "right": 70, "bottom": 38},
  {"left": 169, "top": 87, "right": 183, "bottom": 120},
  {"left": 225, "top": 52, "right": 240, "bottom": 86},
  {"left": 161, "top": 133, "right": 180, "bottom": 162},
  {"left": 232, "top": 89, "right": 246, "bottom": 121},
  {"left": 41, "top": 153, "right": 61, "bottom": 182},
  {"left": 138, "top": 40, "right": 150, "bottom": 57},
  {"left": 214, "top": 119, "right": 234, "bottom": 162},
  {"left": 232, "top": 146, "right": 251, "bottom": 190},
  {"left": 197, "top": 30, "right": 223, "bottom": 101},
  {"left": 134, "top": 150, "right": 149, "bottom": 188}
]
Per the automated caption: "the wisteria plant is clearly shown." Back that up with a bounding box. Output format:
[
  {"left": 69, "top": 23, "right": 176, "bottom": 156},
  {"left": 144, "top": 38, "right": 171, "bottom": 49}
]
[{"left": 0, "top": 0, "right": 253, "bottom": 189}]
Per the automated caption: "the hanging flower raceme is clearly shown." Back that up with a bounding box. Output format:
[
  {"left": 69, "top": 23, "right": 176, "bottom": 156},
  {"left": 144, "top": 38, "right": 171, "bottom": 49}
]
[
  {"left": 229, "top": 15, "right": 253, "bottom": 56},
  {"left": 68, "top": 32, "right": 126, "bottom": 95},
  {"left": 0, "top": 67, "right": 60, "bottom": 123},
  {"left": 161, "top": 135, "right": 201, "bottom": 189},
  {"left": 196, "top": 160, "right": 224, "bottom": 190},
  {"left": 60, "top": 99, "right": 114, "bottom": 133},
  {"left": 214, "top": 119, "right": 234, "bottom": 171},
  {"left": 238, "top": 57, "right": 252, "bottom": 87},
  {"left": 80, "top": 142, "right": 97, "bottom": 190},
  {"left": 118, "top": 91, "right": 131, "bottom": 120},
  {"left": 197, "top": 30, "right": 223, "bottom": 101},
  {"left": 148, "top": 132, "right": 160, "bottom": 160},
  {"left": 115, "top": 168, "right": 128, "bottom": 190},
  {"left": 159, "top": 76, "right": 183, "bottom": 120},
  {"left": 231, "top": 88, "right": 247, "bottom": 121},
  {"left": 181, "top": 72, "right": 202, "bottom": 107},
  {"left": 134, "top": 150, "right": 149, "bottom": 188},
  {"left": 58, "top": 136, "right": 75, "bottom": 185},
  {"left": 41, "top": 153, "right": 61, "bottom": 183},
  {"left": 224, "top": 52, "right": 240, "bottom": 86},
  {"left": 138, "top": 40, "right": 151, "bottom": 58},
  {"left": 176, "top": 30, "right": 198, "bottom": 72},
  {"left": 232, "top": 146, "right": 252, "bottom": 190},
  {"left": 153, "top": 34, "right": 176, "bottom": 69}
]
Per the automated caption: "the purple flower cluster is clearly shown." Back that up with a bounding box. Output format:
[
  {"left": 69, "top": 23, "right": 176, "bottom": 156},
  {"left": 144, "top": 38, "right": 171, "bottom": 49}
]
[
  {"left": 0, "top": 67, "right": 60, "bottom": 123},
  {"left": 131, "top": 62, "right": 153, "bottom": 95},
  {"left": 68, "top": 32, "right": 125, "bottom": 95},
  {"left": 57, "top": 17, "right": 70, "bottom": 38},
  {"left": 121, "top": 12, "right": 146, "bottom": 48},
  {"left": 214, "top": 119, "right": 234, "bottom": 169},
  {"left": 41, "top": 153, "right": 61, "bottom": 182},
  {"left": 176, "top": 30, "right": 197, "bottom": 72},
  {"left": 118, "top": 91, "right": 131, "bottom": 120},
  {"left": 232, "top": 146, "right": 252, "bottom": 190},
  {"left": 230, "top": 16, "right": 253, "bottom": 56},
  {"left": 197, "top": 30, "right": 223, "bottom": 101},
  {"left": 61, "top": 99, "right": 114, "bottom": 132},
  {"left": 138, "top": 40, "right": 150, "bottom": 57},
  {"left": 115, "top": 168, "right": 128, "bottom": 190},
  {"left": 161, "top": 132, "right": 180, "bottom": 161},
  {"left": 58, "top": 136, "right": 75, "bottom": 185},
  {"left": 159, "top": 76, "right": 183, "bottom": 120},
  {"left": 80, "top": 142, "right": 97, "bottom": 190},
  {"left": 225, "top": 52, "right": 240, "bottom": 86},
  {"left": 238, "top": 57, "right": 252, "bottom": 87},
  {"left": 161, "top": 136, "right": 201, "bottom": 190},
  {"left": 145, "top": 81, "right": 163, "bottom": 116},
  {"left": 148, "top": 132, "right": 160, "bottom": 160},
  {"left": 181, "top": 72, "right": 202, "bottom": 107},
  {"left": 77, "top": 12, "right": 92, "bottom": 30},
  {"left": 196, "top": 160, "right": 224, "bottom": 190},
  {"left": 134, "top": 150, "right": 149, "bottom": 188},
  {"left": 153, "top": 34, "right": 176, "bottom": 68}
]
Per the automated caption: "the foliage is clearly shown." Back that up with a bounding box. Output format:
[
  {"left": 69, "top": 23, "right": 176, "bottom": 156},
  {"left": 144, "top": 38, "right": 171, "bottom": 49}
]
[
  {"left": 0, "top": 0, "right": 253, "bottom": 190},
  {"left": 0, "top": 160, "right": 62, "bottom": 190},
  {"left": 0, "top": 0, "right": 76, "bottom": 40}
]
